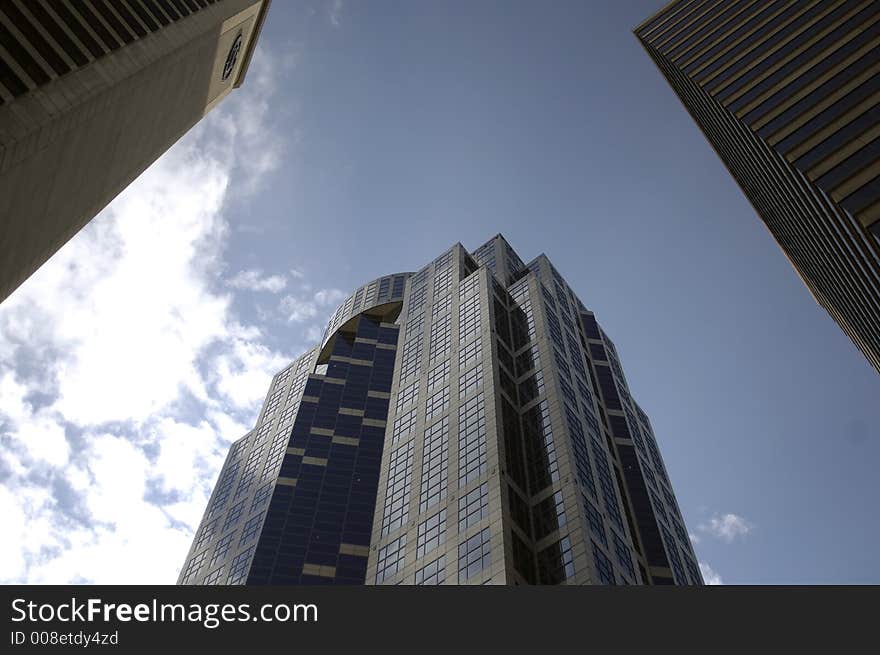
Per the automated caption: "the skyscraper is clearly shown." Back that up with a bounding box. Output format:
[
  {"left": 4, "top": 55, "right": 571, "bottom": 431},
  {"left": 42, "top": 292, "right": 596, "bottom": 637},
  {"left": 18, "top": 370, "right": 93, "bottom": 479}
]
[
  {"left": 179, "top": 236, "right": 702, "bottom": 585},
  {"left": 635, "top": 0, "right": 880, "bottom": 373},
  {"left": 0, "top": 0, "right": 271, "bottom": 304}
]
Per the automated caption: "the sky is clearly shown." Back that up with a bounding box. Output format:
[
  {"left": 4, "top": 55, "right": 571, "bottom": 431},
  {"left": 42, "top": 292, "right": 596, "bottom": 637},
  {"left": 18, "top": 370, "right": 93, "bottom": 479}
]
[{"left": 1, "top": 0, "right": 879, "bottom": 585}]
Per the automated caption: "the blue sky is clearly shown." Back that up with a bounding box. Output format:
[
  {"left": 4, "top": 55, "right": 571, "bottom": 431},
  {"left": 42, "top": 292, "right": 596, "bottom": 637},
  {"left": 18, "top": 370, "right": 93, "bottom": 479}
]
[{"left": 1, "top": 0, "right": 878, "bottom": 584}]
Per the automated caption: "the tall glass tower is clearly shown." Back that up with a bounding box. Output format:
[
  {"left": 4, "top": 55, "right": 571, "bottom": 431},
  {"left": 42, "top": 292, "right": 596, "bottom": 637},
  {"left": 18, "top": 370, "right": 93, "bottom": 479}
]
[
  {"left": 635, "top": 0, "right": 880, "bottom": 373},
  {"left": 179, "top": 237, "right": 702, "bottom": 585}
]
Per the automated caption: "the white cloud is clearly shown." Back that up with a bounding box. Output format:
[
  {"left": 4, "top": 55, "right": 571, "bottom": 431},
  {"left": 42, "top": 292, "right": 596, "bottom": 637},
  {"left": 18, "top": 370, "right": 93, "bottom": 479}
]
[
  {"left": 212, "top": 335, "right": 290, "bottom": 410},
  {"left": 0, "top": 44, "right": 306, "bottom": 584},
  {"left": 329, "top": 0, "right": 343, "bottom": 26},
  {"left": 689, "top": 532, "right": 700, "bottom": 545},
  {"left": 280, "top": 287, "right": 346, "bottom": 323},
  {"left": 4, "top": 142, "right": 232, "bottom": 427},
  {"left": 1, "top": 371, "right": 70, "bottom": 469},
  {"left": 699, "top": 562, "right": 723, "bottom": 585},
  {"left": 700, "top": 513, "right": 754, "bottom": 543},
  {"left": 227, "top": 269, "right": 288, "bottom": 293}
]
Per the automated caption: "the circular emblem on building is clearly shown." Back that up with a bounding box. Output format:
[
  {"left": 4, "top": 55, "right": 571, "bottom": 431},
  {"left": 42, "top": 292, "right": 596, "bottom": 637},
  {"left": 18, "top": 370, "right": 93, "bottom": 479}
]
[{"left": 222, "top": 31, "right": 244, "bottom": 81}]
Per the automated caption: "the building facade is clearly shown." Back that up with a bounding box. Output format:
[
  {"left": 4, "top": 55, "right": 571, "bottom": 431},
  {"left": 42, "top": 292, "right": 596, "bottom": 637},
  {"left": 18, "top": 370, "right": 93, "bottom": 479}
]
[
  {"left": 635, "top": 0, "right": 880, "bottom": 372},
  {"left": 0, "top": 0, "right": 271, "bottom": 303},
  {"left": 179, "top": 236, "right": 702, "bottom": 585},
  {"left": 178, "top": 273, "right": 410, "bottom": 584}
]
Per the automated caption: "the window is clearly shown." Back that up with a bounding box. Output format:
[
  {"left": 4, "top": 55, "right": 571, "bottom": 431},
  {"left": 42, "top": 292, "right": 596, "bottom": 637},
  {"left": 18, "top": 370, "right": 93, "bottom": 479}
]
[
  {"left": 391, "top": 407, "right": 418, "bottom": 444},
  {"left": 376, "top": 535, "right": 407, "bottom": 584},
  {"left": 210, "top": 532, "right": 235, "bottom": 568},
  {"left": 278, "top": 401, "right": 299, "bottom": 429},
  {"left": 519, "top": 370, "right": 544, "bottom": 405},
  {"left": 414, "top": 555, "right": 446, "bottom": 585},
  {"left": 512, "top": 531, "right": 536, "bottom": 583},
  {"left": 554, "top": 348, "right": 573, "bottom": 384},
  {"left": 429, "top": 313, "right": 452, "bottom": 362},
  {"left": 426, "top": 360, "right": 450, "bottom": 393},
  {"left": 202, "top": 567, "right": 223, "bottom": 585},
  {"left": 262, "top": 382, "right": 286, "bottom": 420},
  {"left": 381, "top": 440, "right": 414, "bottom": 536},
  {"left": 226, "top": 547, "right": 255, "bottom": 585},
  {"left": 208, "top": 469, "right": 236, "bottom": 517},
  {"left": 567, "top": 332, "right": 588, "bottom": 381},
  {"left": 584, "top": 497, "right": 607, "bottom": 547},
  {"left": 410, "top": 267, "right": 428, "bottom": 291},
  {"left": 544, "top": 303, "right": 564, "bottom": 350},
  {"left": 458, "top": 528, "right": 492, "bottom": 581},
  {"left": 261, "top": 433, "right": 288, "bottom": 481},
  {"left": 180, "top": 550, "right": 206, "bottom": 585},
  {"left": 194, "top": 518, "right": 219, "bottom": 551},
  {"left": 497, "top": 342, "right": 515, "bottom": 376},
  {"left": 515, "top": 345, "right": 539, "bottom": 378},
  {"left": 254, "top": 420, "right": 275, "bottom": 444},
  {"left": 673, "top": 517, "right": 690, "bottom": 549},
  {"left": 395, "top": 380, "right": 419, "bottom": 412},
  {"left": 583, "top": 406, "right": 601, "bottom": 437},
  {"left": 433, "top": 268, "right": 452, "bottom": 298},
  {"left": 239, "top": 514, "right": 263, "bottom": 547},
  {"left": 242, "top": 442, "right": 266, "bottom": 477},
  {"left": 458, "top": 393, "right": 487, "bottom": 487},
  {"left": 431, "top": 294, "right": 452, "bottom": 320},
  {"left": 377, "top": 278, "right": 391, "bottom": 301},
  {"left": 537, "top": 536, "right": 575, "bottom": 584},
  {"left": 576, "top": 377, "right": 594, "bottom": 410},
  {"left": 407, "top": 285, "right": 427, "bottom": 317},
  {"left": 392, "top": 274, "right": 407, "bottom": 298},
  {"left": 458, "top": 337, "right": 482, "bottom": 370},
  {"left": 565, "top": 407, "right": 596, "bottom": 497},
  {"left": 494, "top": 296, "right": 512, "bottom": 347},
  {"left": 425, "top": 386, "right": 450, "bottom": 421},
  {"left": 532, "top": 490, "right": 567, "bottom": 541},
  {"left": 592, "top": 542, "right": 616, "bottom": 585},
  {"left": 473, "top": 243, "right": 495, "bottom": 268},
  {"left": 459, "top": 363, "right": 483, "bottom": 399},
  {"left": 233, "top": 474, "right": 253, "bottom": 501},
  {"left": 650, "top": 490, "right": 668, "bottom": 522},
  {"left": 251, "top": 482, "right": 273, "bottom": 512},
  {"left": 223, "top": 500, "right": 245, "bottom": 532},
  {"left": 612, "top": 531, "right": 635, "bottom": 580},
  {"left": 685, "top": 556, "right": 703, "bottom": 586},
  {"left": 228, "top": 437, "right": 249, "bottom": 461},
  {"left": 459, "top": 270, "right": 480, "bottom": 299},
  {"left": 662, "top": 485, "right": 679, "bottom": 513},
  {"left": 416, "top": 509, "right": 447, "bottom": 559},
  {"left": 661, "top": 525, "right": 687, "bottom": 585},
  {"left": 419, "top": 417, "right": 449, "bottom": 512},
  {"left": 459, "top": 292, "right": 481, "bottom": 345},
  {"left": 522, "top": 400, "right": 559, "bottom": 494},
  {"left": 594, "top": 448, "right": 624, "bottom": 531},
  {"left": 458, "top": 482, "right": 489, "bottom": 532},
  {"left": 399, "top": 336, "right": 423, "bottom": 382},
  {"left": 406, "top": 311, "right": 425, "bottom": 337},
  {"left": 435, "top": 249, "right": 454, "bottom": 269},
  {"left": 507, "top": 485, "right": 531, "bottom": 536}
]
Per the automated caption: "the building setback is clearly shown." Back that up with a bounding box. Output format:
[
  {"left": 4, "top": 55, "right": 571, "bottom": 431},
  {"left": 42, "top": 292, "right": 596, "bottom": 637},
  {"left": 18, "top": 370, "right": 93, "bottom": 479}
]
[
  {"left": 635, "top": 0, "right": 880, "bottom": 373},
  {"left": 179, "top": 236, "right": 702, "bottom": 585},
  {"left": 0, "top": 0, "right": 271, "bottom": 304}
]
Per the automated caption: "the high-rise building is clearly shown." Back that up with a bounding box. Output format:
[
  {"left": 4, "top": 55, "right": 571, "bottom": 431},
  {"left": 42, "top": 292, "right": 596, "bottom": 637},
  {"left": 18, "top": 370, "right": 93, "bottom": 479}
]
[
  {"left": 635, "top": 0, "right": 880, "bottom": 373},
  {"left": 179, "top": 273, "right": 410, "bottom": 585},
  {"left": 179, "top": 236, "right": 702, "bottom": 585},
  {"left": 0, "top": 0, "right": 271, "bottom": 303}
]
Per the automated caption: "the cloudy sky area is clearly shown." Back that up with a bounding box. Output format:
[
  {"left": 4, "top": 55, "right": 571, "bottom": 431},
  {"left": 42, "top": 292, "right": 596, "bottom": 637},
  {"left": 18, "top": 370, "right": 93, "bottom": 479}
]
[{"left": 2, "top": 0, "right": 879, "bottom": 585}]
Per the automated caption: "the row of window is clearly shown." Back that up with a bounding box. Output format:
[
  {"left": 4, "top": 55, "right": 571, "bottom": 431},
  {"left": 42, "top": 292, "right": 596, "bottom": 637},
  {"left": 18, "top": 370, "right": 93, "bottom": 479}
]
[{"left": 380, "top": 440, "right": 414, "bottom": 536}]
